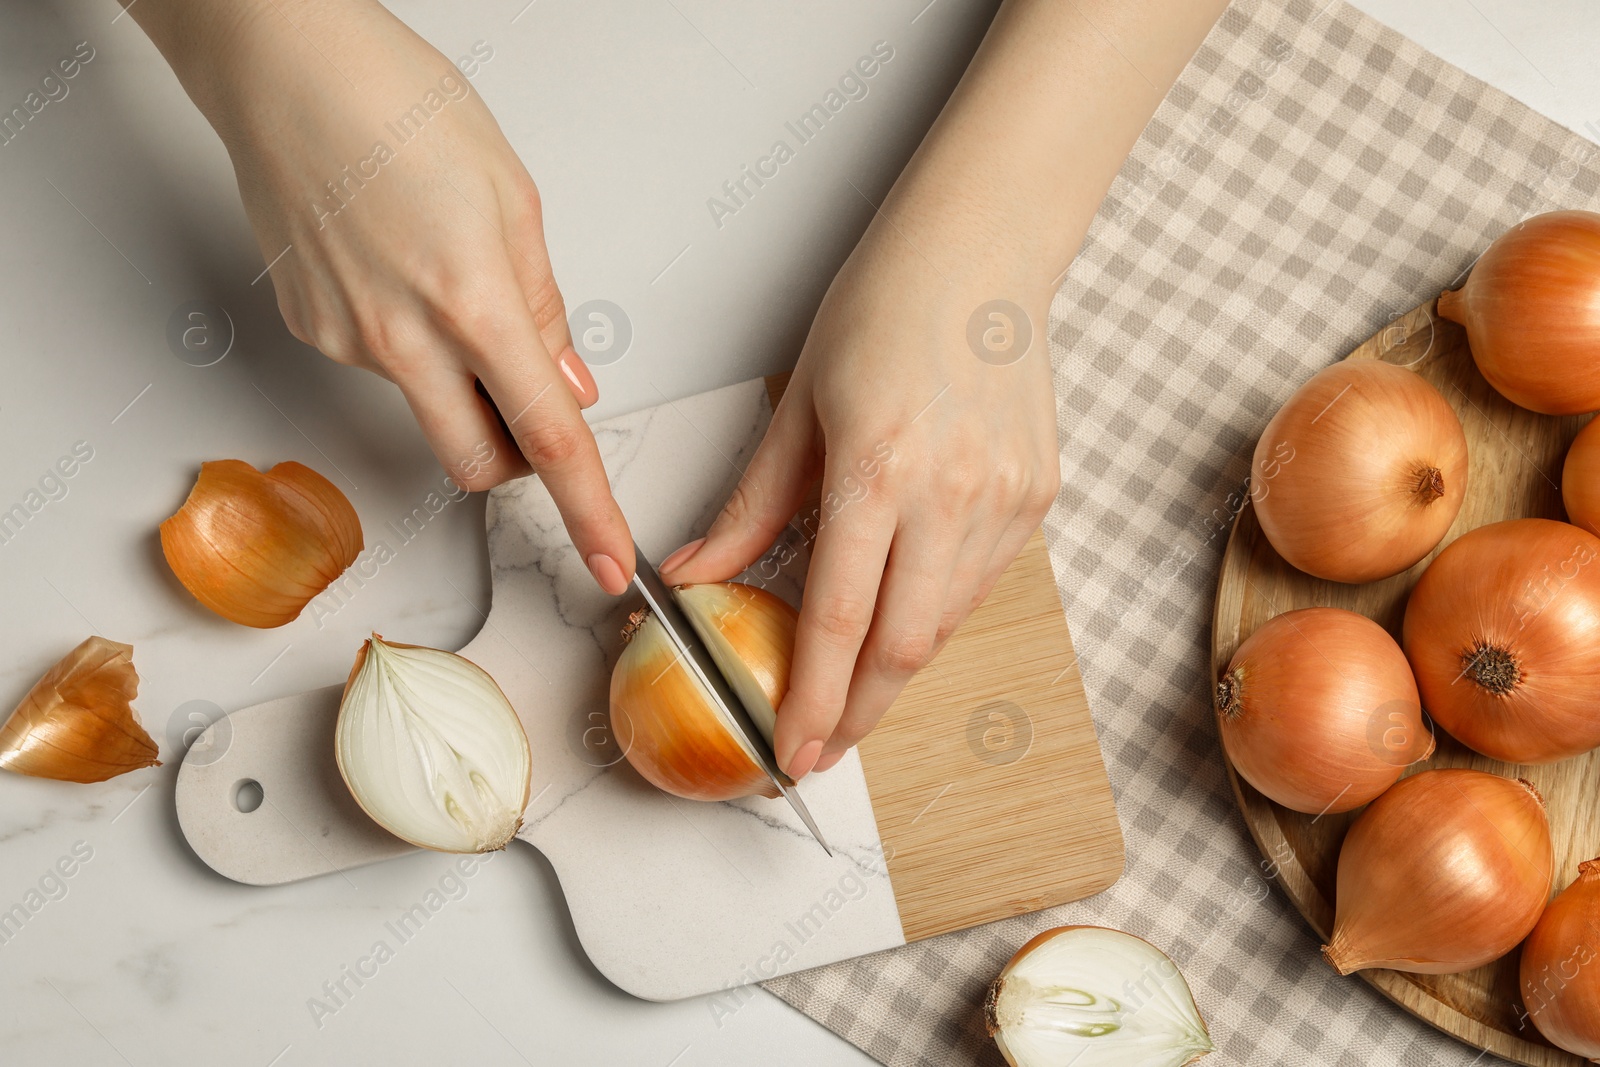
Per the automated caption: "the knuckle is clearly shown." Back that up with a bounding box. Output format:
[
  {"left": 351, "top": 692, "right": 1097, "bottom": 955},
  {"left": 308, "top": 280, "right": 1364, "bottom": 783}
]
[
  {"left": 522, "top": 266, "right": 566, "bottom": 334},
  {"left": 934, "top": 608, "right": 964, "bottom": 646},
  {"left": 877, "top": 630, "right": 937, "bottom": 674},
  {"left": 515, "top": 418, "right": 586, "bottom": 470},
  {"left": 1025, "top": 467, "right": 1062, "bottom": 519},
  {"left": 809, "top": 595, "right": 872, "bottom": 646}
]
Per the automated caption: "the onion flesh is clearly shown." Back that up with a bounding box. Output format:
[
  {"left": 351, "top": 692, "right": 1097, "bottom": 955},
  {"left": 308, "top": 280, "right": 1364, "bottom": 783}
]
[
  {"left": 986, "top": 926, "right": 1213, "bottom": 1067},
  {"left": 1251, "top": 360, "right": 1468, "bottom": 583},
  {"left": 336, "top": 636, "right": 531, "bottom": 853},
  {"left": 1403, "top": 517, "right": 1600, "bottom": 763},
  {"left": 1438, "top": 210, "right": 1600, "bottom": 415},
  {"left": 1322, "top": 769, "right": 1552, "bottom": 975},
  {"left": 1216, "top": 607, "right": 1431, "bottom": 814}
]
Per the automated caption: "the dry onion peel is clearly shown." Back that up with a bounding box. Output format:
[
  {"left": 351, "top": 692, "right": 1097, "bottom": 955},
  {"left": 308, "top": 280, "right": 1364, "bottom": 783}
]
[
  {"left": 1439, "top": 210, "right": 1600, "bottom": 415},
  {"left": 1322, "top": 769, "right": 1552, "bottom": 975},
  {"left": 610, "top": 582, "right": 796, "bottom": 802},
  {"left": 1520, "top": 859, "right": 1600, "bottom": 1059},
  {"left": 1403, "top": 518, "right": 1600, "bottom": 763},
  {"left": 1251, "top": 360, "right": 1467, "bottom": 584},
  {"left": 985, "top": 926, "right": 1213, "bottom": 1067},
  {"left": 160, "top": 460, "right": 363, "bottom": 628},
  {"left": 0, "top": 636, "right": 159, "bottom": 782},
  {"left": 335, "top": 635, "right": 531, "bottom": 853},
  {"left": 1217, "top": 607, "right": 1431, "bottom": 814}
]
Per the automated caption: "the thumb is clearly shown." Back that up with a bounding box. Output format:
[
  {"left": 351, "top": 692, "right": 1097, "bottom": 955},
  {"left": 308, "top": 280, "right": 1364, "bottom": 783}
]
[{"left": 662, "top": 396, "right": 821, "bottom": 584}]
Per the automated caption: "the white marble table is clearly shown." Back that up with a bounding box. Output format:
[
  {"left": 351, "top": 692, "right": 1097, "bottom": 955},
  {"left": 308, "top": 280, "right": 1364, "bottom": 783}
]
[{"left": 0, "top": 1, "right": 1592, "bottom": 1065}]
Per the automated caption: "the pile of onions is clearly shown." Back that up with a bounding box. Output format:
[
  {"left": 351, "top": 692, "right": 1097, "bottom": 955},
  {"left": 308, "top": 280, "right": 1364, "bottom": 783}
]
[
  {"left": 1402, "top": 518, "right": 1600, "bottom": 763},
  {"left": 1216, "top": 607, "right": 1431, "bottom": 814},
  {"left": 1520, "top": 859, "right": 1600, "bottom": 1059},
  {"left": 611, "top": 583, "right": 796, "bottom": 802},
  {"left": 1438, "top": 210, "right": 1600, "bottom": 414},
  {"left": 1322, "top": 769, "right": 1552, "bottom": 975},
  {"left": 1252, "top": 360, "right": 1468, "bottom": 583},
  {"left": 1562, "top": 416, "right": 1600, "bottom": 535}
]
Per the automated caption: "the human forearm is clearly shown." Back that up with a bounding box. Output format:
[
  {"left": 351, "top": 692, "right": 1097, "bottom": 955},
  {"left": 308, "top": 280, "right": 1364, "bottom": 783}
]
[{"left": 871, "top": 0, "right": 1231, "bottom": 300}]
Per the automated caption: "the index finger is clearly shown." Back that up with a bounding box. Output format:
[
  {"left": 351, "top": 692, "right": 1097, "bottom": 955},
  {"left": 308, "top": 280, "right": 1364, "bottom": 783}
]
[
  {"left": 776, "top": 484, "right": 894, "bottom": 779},
  {"left": 456, "top": 297, "right": 634, "bottom": 594}
]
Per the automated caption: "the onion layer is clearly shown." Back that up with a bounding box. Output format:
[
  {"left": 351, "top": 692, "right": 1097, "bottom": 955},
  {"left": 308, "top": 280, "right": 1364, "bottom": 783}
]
[
  {"left": 160, "top": 460, "right": 363, "bottom": 628},
  {"left": 1252, "top": 360, "right": 1468, "bottom": 583},
  {"left": 1216, "top": 607, "right": 1431, "bottom": 814},
  {"left": 1520, "top": 859, "right": 1600, "bottom": 1059},
  {"left": 1403, "top": 518, "right": 1600, "bottom": 763},
  {"left": 1438, "top": 210, "right": 1600, "bottom": 415},
  {"left": 1322, "top": 769, "right": 1552, "bottom": 975}
]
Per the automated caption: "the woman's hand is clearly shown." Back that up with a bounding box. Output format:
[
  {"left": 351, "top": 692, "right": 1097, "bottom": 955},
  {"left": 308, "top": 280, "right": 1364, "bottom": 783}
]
[
  {"left": 664, "top": 0, "right": 1231, "bottom": 777},
  {"left": 662, "top": 229, "right": 1059, "bottom": 778},
  {"left": 129, "top": 0, "right": 635, "bottom": 592}
]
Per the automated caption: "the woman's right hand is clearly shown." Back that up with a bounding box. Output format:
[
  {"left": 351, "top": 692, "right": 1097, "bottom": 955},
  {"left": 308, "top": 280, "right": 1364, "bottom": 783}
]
[{"left": 129, "top": 0, "right": 635, "bottom": 593}]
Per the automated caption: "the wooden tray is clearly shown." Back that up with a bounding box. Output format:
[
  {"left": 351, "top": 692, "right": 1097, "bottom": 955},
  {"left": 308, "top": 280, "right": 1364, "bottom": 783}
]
[{"left": 1210, "top": 300, "right": 1600, "bottom": 1066}]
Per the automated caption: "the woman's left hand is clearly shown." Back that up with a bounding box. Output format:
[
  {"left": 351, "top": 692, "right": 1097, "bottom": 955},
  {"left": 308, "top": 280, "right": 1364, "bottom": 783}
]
[{"left": 661, "top": 222, "right": 1059, "bottom": 779}]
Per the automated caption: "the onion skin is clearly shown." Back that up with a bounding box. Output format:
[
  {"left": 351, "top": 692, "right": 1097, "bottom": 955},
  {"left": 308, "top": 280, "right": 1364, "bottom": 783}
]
[
  {"left": 1252, "top": 360, "right": 1468, "bottom": 583},
  {"left": 1217, "top": 608, "right": 1431, "bottom": 815},
  {"left": 160, "top": 460, "right": 363, "bottom": 628},
  {"left": 1322, "top": 769, "right": 1552, "bottom": 975},
  {"left": 1563, "top": 416, "right": 1600, "bottom": 536},
  {"left": 1519, "top": 859, "right": 1600, "bottom": 1060},
  {"left": 610, "top": 583, "right": 794, "bottom": 803},
  {"left": 0, "top": 637, "right": 159, "bottom": 782},
  {"left": 1403, "top": 518, "right": 1600, "bottom": 763},
  {"left": 1438, "top": 210, "right": 1600, "bottom": 415}
]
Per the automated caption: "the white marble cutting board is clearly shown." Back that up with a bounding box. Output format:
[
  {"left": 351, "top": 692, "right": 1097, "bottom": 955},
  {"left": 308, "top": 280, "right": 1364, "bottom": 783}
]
[{"left": 174, "top": 378, "right": 907, "bottom": 1001}]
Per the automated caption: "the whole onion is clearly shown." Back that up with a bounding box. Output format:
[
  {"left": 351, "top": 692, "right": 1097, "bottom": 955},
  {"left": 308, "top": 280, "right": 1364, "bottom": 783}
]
[
  {"left": 1520, "top": 859, "right": 1600, "bottom": 1059},
  {"left": 1252, "top": 360, "right": 1468, "bottom": 583},
  {"left": 1322, "top": 769, "right": 1552, "bottom": 976},
  {"left": 1403, "top": 518, "right": 1600, "bottom": 763},
  {"left": 1216, "top": 607, "right": 1432, "bottom": 814},
  {"left": 1438, "top": 210, "right": 1600, "bottom": 415},
  {"left": 1562, "top": 415, "right": 1600, "bottom": 535}
]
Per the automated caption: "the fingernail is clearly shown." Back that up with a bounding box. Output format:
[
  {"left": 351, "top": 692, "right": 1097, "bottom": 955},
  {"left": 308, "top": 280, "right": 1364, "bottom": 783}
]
[
  {"left": 812, "top": 749, "right": 846, "bottom": 774},
  {"left": 586, "top": 552, "right": 628, "bottom": 596},
  {"left": 660, "top": 537, "right": 706, "bottom": 576},
  {"left": 785, "top": 739, "right": 824, "bottom": 780},
  {"left": 558, "top": 345, "right": 599, "bottom": 408}
]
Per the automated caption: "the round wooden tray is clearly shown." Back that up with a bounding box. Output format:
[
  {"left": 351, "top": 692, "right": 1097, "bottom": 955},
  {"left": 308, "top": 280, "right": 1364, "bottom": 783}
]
[{"left": 1210, "top": 299, "right": 1600, "bottom": 1066}]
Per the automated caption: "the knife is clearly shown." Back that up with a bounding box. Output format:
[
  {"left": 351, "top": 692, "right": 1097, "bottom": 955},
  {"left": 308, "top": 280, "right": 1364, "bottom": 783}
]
[{"left": 629, "top": 541, "right": 831, "bottom": 855}]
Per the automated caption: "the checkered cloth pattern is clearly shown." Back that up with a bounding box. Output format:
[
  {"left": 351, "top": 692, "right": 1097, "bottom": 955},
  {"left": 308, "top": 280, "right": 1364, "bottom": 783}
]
[{"left": 764, "top": 0, "right": 1600, "bottom": 1063}]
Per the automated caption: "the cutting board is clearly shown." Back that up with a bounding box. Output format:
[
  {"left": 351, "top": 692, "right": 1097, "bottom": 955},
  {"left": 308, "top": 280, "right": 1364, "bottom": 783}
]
[
  {"left": 176, "top": 374, "right": 1123, "bottom": 1000},
  {"left": 1212, "top": 301, "right": 1599, "bottom": 1066}
]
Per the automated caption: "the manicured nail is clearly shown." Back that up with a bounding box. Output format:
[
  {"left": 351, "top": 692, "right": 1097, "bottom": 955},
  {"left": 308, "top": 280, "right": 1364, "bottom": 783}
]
[
  {"left": 785, "top": 739, "right": 824, "bottom": 780},
  {"left": 812, "top": 749, "right": 846, "bottom": 774},
  {"left": 558, "top": 345, "right": 599, "bottom": 408},
  {"left": 586, "top": 552, "right": 628, "bottom": 596},
  {"left": 660, "top": 537, "right": 706, "bottom": 575}
]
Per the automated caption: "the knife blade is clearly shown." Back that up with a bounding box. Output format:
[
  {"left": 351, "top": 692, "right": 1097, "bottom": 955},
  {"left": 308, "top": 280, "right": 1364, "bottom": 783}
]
[{"left": 629, "top": 542, "right": 831, "bottom": 855}]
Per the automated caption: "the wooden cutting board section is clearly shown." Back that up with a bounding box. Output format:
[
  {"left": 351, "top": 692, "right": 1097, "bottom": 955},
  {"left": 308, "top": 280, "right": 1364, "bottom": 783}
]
[
  {"left": 176, "top": 373, "right": 1123, "bottom": 998},
  {"left": 1211, "top": 301, "right": 1599, "bottom": 1066},
  {"left": 763, "top": 375, "right": 1125, "bottom": 942}
]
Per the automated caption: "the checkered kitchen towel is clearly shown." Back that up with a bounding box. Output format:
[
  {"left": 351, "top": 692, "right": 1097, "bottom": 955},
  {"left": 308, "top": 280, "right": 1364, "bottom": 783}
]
[{"left": 764, "top": 0, "right": 1600, "bottom": 1064}]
